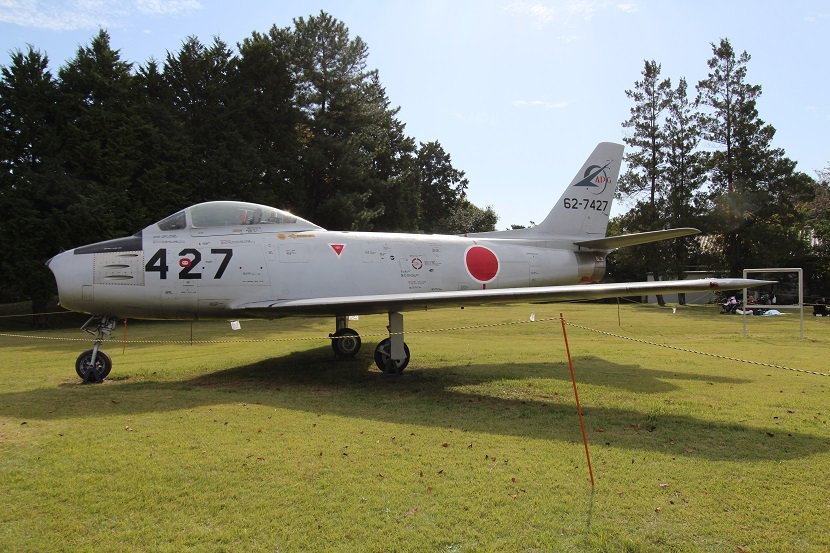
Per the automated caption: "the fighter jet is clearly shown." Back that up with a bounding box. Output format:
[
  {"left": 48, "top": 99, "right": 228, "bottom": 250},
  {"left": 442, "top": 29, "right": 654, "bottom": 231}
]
[{"left": 47, "top": 142, "right": 765, "bottom": 381}]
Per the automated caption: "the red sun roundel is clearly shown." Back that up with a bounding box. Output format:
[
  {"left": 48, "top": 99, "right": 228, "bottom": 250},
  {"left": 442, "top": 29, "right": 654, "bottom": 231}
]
[{"left": 465, "top": 245, "right": 499, "bottom": 283}]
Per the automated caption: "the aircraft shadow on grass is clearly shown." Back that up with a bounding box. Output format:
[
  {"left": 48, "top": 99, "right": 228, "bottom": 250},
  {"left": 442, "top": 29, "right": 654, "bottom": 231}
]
[{"left": 1, "top": 347, "right": 825, "bottom": 462}]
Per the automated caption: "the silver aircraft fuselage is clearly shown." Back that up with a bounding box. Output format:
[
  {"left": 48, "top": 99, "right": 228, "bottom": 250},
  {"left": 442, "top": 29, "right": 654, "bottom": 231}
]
[{"left": 48, "top": 211, "right": 606, "bottom": 320}]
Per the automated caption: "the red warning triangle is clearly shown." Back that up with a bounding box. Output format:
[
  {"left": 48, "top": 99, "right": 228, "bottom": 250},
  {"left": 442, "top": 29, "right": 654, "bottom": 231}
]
[{"left": 330, "top": 244, "right": 345, "bottom": 256}]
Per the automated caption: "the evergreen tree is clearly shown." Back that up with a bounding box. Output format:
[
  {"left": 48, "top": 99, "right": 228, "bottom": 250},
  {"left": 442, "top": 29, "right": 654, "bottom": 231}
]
[
  {"left": 58, "top": 29, "right": 144, "bottom": 239},
  {"left": 415, "top": 141, "right": 469, "bottom": 233},
  {"left": 354, "top": 70, "right": 417, "bottom": 231},
  {"left": 617, "top": 60, "right": 672, "bottom": 303},
  {"left": 162, "top": 36, "right": 244, "bottom": 203},
  {"left": 696, "top": 39, "right": 759, "bottom": 276},
  {"left": 662, "top": 78, "right": 707, "bottom": 282},
  {"left": 0, "top": 46, "right": 65, "bottom": 318},
  {"left": 698, "top": 38, "right": 813, "bottom": 275},
  {"left": 280, "top": 11, "right": 416, "bottom": 230},
  {"left": 619, "top": 60, "right": 671, "bottom": 205},
  {"left": 132, "top": 58, "right": 190, "bottom": 223},
  {"left": 805, "top": 166, "right": 830, "bottom": 294},
  {"left": 234, "top": 31, "right": 302, "bottom": 210}
]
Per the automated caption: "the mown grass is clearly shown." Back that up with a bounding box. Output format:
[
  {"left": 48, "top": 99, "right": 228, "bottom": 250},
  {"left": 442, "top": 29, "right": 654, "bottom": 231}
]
[{"left": 1, "top": 302, "right": 828, "bottom": 552}]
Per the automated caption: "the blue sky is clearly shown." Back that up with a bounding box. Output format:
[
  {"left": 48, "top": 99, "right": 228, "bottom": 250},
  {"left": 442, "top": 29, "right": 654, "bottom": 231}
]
[{"left": 1, "top": 1, "right": 828, "bottom": 228}]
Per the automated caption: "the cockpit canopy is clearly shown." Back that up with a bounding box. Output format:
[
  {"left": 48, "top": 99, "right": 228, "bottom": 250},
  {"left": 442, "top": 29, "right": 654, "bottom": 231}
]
[{"left": 155, "top": 201, "right": 323, "bottom": 233}]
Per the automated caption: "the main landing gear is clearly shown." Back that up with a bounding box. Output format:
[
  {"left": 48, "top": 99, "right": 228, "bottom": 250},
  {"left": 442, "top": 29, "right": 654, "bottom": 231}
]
[
  {"left": 330, "top": 312, "right": 411, "bottom": 375},
  {"left": 330, "top": 316, "right": 362, "bottom": 358},
  {"left": 75, "top": 315, "right": 116, "bottom": 383}
]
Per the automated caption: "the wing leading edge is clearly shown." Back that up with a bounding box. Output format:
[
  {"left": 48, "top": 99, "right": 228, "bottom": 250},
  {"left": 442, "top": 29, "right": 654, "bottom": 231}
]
[{"left": 235, "top": 278, "right": 770, "bottom": 317}]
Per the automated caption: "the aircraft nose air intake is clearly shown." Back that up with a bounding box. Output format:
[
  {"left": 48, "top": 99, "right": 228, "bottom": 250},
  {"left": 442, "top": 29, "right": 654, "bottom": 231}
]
[{"left": 47, "top": 248, "right": 93, "bottom": 313}]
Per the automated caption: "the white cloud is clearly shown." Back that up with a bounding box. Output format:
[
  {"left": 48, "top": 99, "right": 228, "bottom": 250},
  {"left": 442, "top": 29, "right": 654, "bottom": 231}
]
[
  {"left": 505, "top": 1, "right": 556, "bottom": 27},
  {"left": 505, "top": 0, "right": 636, "bottom": 28},
  {"left": 513, "top": 99, "right": 569, "bottom": 110},
  {"left": 0, "top": 0, "right": 106, "bottom": 30},
  {"left": 804, "top": 12, "right": 829, "bottom": 24},
  {"left": 506, "top": 1, "right": 597, "bottom": 27},
  {"left": 0, "top": 0, "right": 201, "bottom": 31},
  {"left": 136, "top": 0, "right": 201, "bottom": 16},
  {"left": 564, "top": 0, "right": 600, "bottom": 19}
]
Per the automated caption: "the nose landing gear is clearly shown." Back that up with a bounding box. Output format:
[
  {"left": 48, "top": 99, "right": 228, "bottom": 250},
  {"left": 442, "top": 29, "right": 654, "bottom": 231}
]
[{"left": 76, "top": 316, "right": 116, "bottom": 383}]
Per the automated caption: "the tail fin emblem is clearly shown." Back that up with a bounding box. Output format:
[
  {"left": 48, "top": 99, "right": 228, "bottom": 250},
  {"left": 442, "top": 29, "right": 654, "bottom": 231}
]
[{"left": 573, "top": 161, "right": 612, "bottom": 195}]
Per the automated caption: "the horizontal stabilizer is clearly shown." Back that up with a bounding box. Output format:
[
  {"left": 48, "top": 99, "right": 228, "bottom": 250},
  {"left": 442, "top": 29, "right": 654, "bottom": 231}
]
[{"left": 574, "top": 228, "right": 700, "bottom": 250}]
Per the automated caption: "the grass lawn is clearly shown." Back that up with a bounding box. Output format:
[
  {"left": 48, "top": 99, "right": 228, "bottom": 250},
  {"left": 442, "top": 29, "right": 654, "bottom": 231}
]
[{"left": 1, "top": 302, "right": 828, "bottom": 552}]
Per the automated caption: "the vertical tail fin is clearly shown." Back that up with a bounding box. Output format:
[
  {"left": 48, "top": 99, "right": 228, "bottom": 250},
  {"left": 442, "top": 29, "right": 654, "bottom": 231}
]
[
  {"left": 534, "top": 141, "right": 623, "bottom": 237},
  {"left": 467, "top": 142, "right": 623, "bottom": 239}
]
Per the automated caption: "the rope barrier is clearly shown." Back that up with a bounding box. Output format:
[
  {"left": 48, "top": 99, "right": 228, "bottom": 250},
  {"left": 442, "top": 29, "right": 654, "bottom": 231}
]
[
  {"left": 0, "top": 310, "right": 75, "bottom": 319},
  {"left": 564, "top": 321, "right": 829, "bottom": 377},
  {"left": 0, "top": 333, "right": 94, "bottom": 342},
  {"left": 0, "top": 317, "right": 562, "bottom": 344},
  {"left": 1, "top": 314, "right": 826, "bottom": 377}
]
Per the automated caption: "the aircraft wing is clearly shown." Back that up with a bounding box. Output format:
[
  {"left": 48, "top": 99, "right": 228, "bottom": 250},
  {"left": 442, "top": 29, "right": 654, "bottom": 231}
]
[{"left": 235, "top": 278, "right": 769, "bottom": 317}]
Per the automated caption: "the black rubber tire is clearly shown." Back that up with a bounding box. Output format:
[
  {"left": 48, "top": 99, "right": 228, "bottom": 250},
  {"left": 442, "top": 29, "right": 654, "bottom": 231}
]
[
  {"left": 330, "top": 328, "right": 362, "bottom": 357},
  {"left": 373, "top": 338, "right": 410, "bottom": 374},
  {"left": 75, "top": 349, "right": 112, "bottom": 382}
]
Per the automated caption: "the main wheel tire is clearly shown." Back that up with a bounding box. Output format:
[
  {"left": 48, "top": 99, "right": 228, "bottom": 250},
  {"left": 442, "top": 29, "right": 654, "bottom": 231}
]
[
  {"left": 330, "top": 328, "right": 362, "bottom": 357},
  {"left": 373, "top": 338, "right": 410, "bottom": 374},
  {"left": 75, "top": 349, "right": 112, "bottom": 382}
]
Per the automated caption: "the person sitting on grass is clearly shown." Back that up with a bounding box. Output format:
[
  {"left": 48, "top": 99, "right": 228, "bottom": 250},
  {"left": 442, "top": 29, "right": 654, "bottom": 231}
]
[
  {"left": 814, "top": 297, "right": 828, "bottom": 317},
  {"left": 721, "top": 295, "right": 739, "bottom": 314}
]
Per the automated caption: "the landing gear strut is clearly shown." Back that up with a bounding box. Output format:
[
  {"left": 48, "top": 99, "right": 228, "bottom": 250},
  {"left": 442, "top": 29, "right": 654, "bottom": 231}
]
[
  {"left": 76, "top": 316, "right": 116, "bottom": 383},
  {"left": 373, "top": 311, "right": 410, "bottom": 375}
]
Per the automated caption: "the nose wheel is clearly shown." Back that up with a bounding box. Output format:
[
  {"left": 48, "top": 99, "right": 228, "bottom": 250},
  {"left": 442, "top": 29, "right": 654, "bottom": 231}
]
[
  {"left": 76, "top": 316, "right": 117, "bottom": 383},
  {"left": 75, "top": 349, "right": 112, "bottom": 382}
]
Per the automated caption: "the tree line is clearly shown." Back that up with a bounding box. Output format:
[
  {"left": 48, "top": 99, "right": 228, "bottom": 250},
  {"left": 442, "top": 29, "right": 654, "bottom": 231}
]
[
  {"left": 0, "top": 12, "right": 496, "bottom": 310},
  {"left": 610, "top": 38, "right": 829, "bottom": 300}
]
